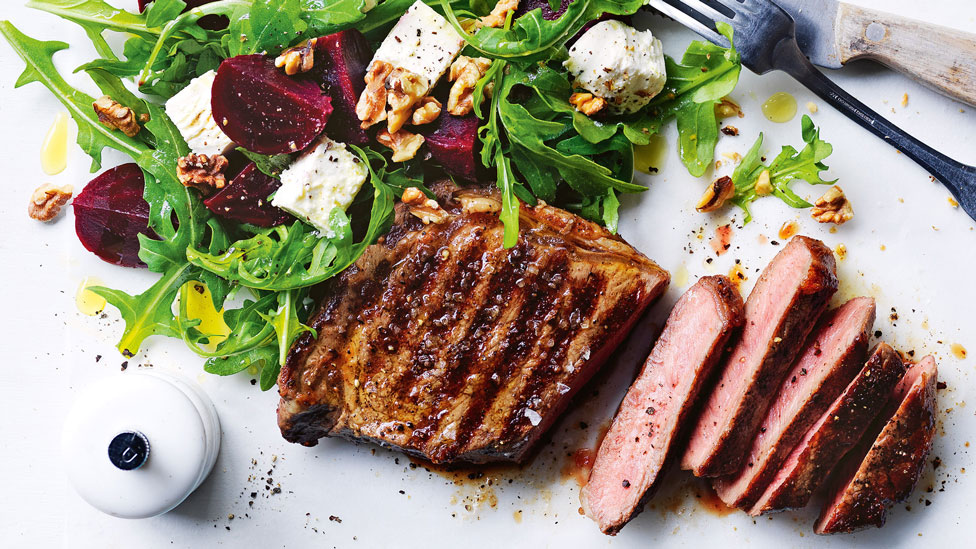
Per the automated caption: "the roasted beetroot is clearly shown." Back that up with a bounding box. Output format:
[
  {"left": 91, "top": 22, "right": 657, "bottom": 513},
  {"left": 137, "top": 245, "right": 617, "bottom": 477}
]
[
  {"left": 514, "top": 0, "right": 573, "bottom": 20},
  {"left": 138, "top": 0, "right": 227, "bottom": 30},
  {"left": 422, "top": 113, "right": 480, "bottom": 181},
  {"left": 310, "top": 30, "right": 372, "bottom": 145},
  {"left": 73, "top": 163, "right": 156, "bottom": 268},
  {"left": 204, "top": 163, "right": 291, "bottom": 227},
  {"left": 213, "top": 54, "right": 333, "bottom": 155}
]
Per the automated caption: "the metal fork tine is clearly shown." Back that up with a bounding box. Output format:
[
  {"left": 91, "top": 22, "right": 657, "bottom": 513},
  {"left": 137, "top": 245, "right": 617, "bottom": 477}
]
[
  {"left": 646, "top": 0, "right": 726, "bottom": 45},
  {"left": 683, "top": 0, "right": 735, "bottom": 25}
]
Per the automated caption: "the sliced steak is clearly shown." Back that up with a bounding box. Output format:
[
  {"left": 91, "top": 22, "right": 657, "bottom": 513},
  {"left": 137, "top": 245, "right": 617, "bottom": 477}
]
[
  {"left": 749, "top": 343, "right": 907, "bottom": 516},
  {"left": 712, "top": 297, "right": 875, "bottom": 508},
  {"left": 582, "top": 275, "right": 745, "bottom": 534},
  {"left": 681, "top": 236, "right": 838, "bottom": 477},
  {"left": 814, "top": 356, "right": 937, "bottom": 534},
  {"left": 277, "top": 182, "right": 670, "bottom": 464}
]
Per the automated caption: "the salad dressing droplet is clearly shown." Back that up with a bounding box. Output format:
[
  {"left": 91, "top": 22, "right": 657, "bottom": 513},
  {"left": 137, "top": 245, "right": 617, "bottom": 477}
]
[
  {"left": 634, "top": 134, "right": 668, "bottom": 175},
  {"left": 41, "top": 111, "right": 70, "bottom": 176},
  {"left": 181, "top": 281, "right": 231, "bottom": 349},
  {"left": 673, "top": 264, "right": 689, "bottom": 288},
  {"left": 761, "top": 92, "right": 797, "bottom": 123},
  {"left": 76, "top": 277, "right": 107, "bottom": 316},
  {"left": 951, "top": 343, "right": 967, "bottom": 360}
]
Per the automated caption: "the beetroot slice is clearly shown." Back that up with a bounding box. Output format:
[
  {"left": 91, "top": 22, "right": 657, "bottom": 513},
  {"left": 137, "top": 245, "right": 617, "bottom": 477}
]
[
  {"left": 422, "top": 113, "right": 480, "bottom": 181},
  {"left": 73, "top": 163, "right": 156, "bottom": 268},
  {"left": 514, "top": 0, "right": 573, "bottom": 20},
  {"left": 310, "top": 29, "right": 372, "bottom": 146},
  {"left": 204, "top": 163, "right": 291, "bottom": 227},
  {"left": 213, "top": 54, "right": 333, "bottom": 155}
]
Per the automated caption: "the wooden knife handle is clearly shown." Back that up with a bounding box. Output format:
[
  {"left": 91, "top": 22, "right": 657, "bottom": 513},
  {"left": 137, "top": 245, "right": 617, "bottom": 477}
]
[{"left": 835, "top": 3, "right": 976, "bottom": 106}]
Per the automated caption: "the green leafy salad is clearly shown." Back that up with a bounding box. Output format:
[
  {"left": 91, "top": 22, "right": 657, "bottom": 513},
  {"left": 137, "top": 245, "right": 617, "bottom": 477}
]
[{"left": 2, "top": 0, "right": 835, "bottom": 389}]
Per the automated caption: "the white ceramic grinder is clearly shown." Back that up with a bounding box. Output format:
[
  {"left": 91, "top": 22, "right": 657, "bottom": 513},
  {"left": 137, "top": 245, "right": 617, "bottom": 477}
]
[{"left": 62, "top": 370, "right": 221, "bottom": 518}]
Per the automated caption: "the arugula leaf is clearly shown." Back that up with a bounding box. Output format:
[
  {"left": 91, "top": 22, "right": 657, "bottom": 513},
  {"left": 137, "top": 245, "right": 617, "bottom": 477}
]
[
  {"left": 187, "top": 146, "right": 396, "bottom": 290},
  {"left": 238, "top": 148, "right": 293, "bottom": 179},
  {"left": 645, "top": 22, "right": 741, "bottom": 177},
  {"left": 229, "top": 0, "right": 307, "bottom": 56},
  {"left": 301, "top": 0, "right": 369, "bottom": 35},
  {"left": 730, "top": 115, "right": 835, "bottom": 223},
  {"left": 0, "top": 23, "right": 146, "bottom": 171},
  {"left": 259, "top": 289, "right": 314, "bottom": 369},
  {"left": 441, "top": 0, "right": 643, "bottom": 61}
]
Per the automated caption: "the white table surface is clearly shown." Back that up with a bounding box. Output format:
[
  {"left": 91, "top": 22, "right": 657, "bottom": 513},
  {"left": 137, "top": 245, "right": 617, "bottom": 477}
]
[{"left": 1, "top": 1, "right": 974, "bottom": 547}]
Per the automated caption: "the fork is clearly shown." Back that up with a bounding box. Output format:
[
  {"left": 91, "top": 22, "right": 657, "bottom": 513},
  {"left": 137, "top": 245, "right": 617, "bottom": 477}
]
[{"left": 647, "top": 0, "right": 976, "bottom": 222}]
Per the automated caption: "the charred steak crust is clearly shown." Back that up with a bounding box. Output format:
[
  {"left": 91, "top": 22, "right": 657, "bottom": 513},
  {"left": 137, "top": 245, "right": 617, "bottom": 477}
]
[
  {"left": 683, "top": 236, "right": 838, "bottom": 477},
  {"left": 277, "top": 182, "right": 670, "bottom": 463},
  {"left": 749, "top": 343, "right": 907, "bottom": 516},
  {"left": 582, "top": 275, "right": 745, "bottom": 535},
  {"left": 815, "top": 356, "right": 938, "bottom": 535}
]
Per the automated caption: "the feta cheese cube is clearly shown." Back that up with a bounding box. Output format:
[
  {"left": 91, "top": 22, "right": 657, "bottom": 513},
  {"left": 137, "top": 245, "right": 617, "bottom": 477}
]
[
  {"left": 164, "top": 70, "right": 235, "bottom": 156},
  {"left": 371, "top": 0, "right": 465, "bottom": 89},
  {"left": 272, "top": 136, "right": 369, "bottom": 236},
  {"left": 564, "top": 20, "right": 667, "bottom": 114}
]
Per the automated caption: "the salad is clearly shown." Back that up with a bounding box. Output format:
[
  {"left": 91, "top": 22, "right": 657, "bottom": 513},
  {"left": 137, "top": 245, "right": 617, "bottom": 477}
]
[{"left": 2, "top": 0, "right": 835, "bottom": 389}]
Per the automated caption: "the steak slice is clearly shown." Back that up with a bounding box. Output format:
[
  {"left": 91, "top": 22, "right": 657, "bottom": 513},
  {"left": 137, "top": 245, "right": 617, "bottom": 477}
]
[
  {"left": 712, "top": 297, "right": 875, "bottom": 508},
  {"left": 749, "top": 343, "right": 907, "bottom": 516},
  {"left": 814, "top": 356, "right": 938, "bottom": 534},
  {"left": 681, "top": 236, "right": 838, "bottom": 477},
  {"left": 582, "top": 275, "right": 745, "bottom": 534},
  {"left": 277, "top": 182, "right": 670, "bottom": 463}
]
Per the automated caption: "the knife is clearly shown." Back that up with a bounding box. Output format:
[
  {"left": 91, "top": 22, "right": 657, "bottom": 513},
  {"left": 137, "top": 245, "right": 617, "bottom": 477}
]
[{"left": 775, "top": 0, "right": 976, "bottom": 106}]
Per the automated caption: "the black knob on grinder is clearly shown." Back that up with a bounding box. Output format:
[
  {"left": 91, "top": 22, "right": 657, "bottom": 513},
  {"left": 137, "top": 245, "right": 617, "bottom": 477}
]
[{"left": 107, "top": 431, "right": 150, "bottom": 471}]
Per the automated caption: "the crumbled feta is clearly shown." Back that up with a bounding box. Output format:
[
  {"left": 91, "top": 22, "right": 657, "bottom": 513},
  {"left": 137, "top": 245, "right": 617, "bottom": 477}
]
[
  {"left": 370, "top": 0, "right": 465, "bottom": 89},
  {"left": 563, "top": 20, "right": 667, "bottom": 114},
  {"left": 271, "top": 136, "right": 368, "bottom": 236},
  {"left": 164, "top": 70, "right": 234, "bottom": 156}
]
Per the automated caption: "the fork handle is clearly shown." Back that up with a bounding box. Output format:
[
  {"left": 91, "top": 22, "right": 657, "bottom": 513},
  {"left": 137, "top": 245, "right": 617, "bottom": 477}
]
[{"left": 774, "top": 39, "right": 976, "bottom": 217}]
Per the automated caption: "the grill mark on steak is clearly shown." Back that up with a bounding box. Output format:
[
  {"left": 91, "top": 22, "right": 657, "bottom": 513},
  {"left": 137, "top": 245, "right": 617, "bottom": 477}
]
[
  {"left": 277, "top": 181, "right": 670, "bottom": 463},
  {"left": 682, "top": 236, "right": 838, "bottom": 477},
  {"left": 582, "top": 275, "right": 745, "bottom": 535},
  {"left": 712, "top": 297, "right": 875, "bottom": 509},
  {"left": 814, "top": 356, "right": 937, "bottom": 535},
  {"left": 749, "top": 342, "right": 907, "bottom": 516}
]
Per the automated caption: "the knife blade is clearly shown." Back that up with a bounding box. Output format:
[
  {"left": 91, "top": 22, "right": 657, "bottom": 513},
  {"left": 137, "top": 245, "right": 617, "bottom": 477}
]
[{"left": 773, "top": 0, "right": 843, "bottom": 69}]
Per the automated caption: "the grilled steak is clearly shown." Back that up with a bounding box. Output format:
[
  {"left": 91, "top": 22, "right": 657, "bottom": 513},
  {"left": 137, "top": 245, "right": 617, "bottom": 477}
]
[
  {"left": 815, "top": 356, "right": 937, "bottom": 534},
  {"left": 277, "top": 182, "right": 670, "bottom": 463},
  {"left": 681, "top": 236, "right": 838, "bottom": 477},
  {"left": 749, "top": 343, "right": 907, "bottom": 516},
  {"left": 582, "top": 275, "right": 744, "bottom": 534},
  {"left": 712, "top": 297, "right": 875, "bottom": 508}
]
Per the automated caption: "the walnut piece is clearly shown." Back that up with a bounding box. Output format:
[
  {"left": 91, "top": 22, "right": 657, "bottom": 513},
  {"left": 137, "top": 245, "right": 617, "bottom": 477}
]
[
  {"left": 28, "top": 183, "right": 73, "bottom": 222},
  {"left": 696, "top": 176, "right": 735, "bottom": 213},
  {"left": 811, "top": 185, "right": 853, "bottom": 224},
  {"left": 754, "top": 169, "right": 773, "bottom": 196},
  {"left": 411, "top": 96, "right": 442, "bottom": 126},
  {"left": 401, "top": 186, "right": 449, "bottom": 224},
  {"left": 177, "top": 153, "right": 229, "bottom": 195},
  {"left": 448, "top": 56, "right": 492, "bottom": 116},
  {"left": 714, "top": 97, "right": 743, "bottom": 119},
  {"left": 569, "top": 92, "right": 607, "bottom": 116},
  {"left": 385, "top": 68, "right": 429, "bottom": 134},
  {"left": 275, "top": 38, "right": 318, "bottom": 76},
  {"left": 482, "top": 0, "right": 520, "bottom": 28},
  {"left": 356, "top": 61, "right": 394, "bottom": 129},
  {"left": 94, "top": 95, "right": 140, "bottom": 137},
  {"left": 376, "top": 128, "right": 425, "bottom": 163}
]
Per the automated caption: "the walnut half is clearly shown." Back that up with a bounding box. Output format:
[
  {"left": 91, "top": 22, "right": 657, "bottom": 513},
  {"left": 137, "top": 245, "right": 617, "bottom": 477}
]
[
  {"left": 482, "top": 0, "right": 520, "bottom": 28},
  {"left": 448, "top": 56, "right": 492, "bottom": 116},
  {"left": 811, "top": 185, "right": 853, "bottom": 224},
  {"left": 402, "top": 187, "right": 449, "bottom": 224},
  {"left": 357, "top": 61, "right": 394, "bottom": 129},
  {"left": 177, "top": 154, "right": 229, "bottom": 195},
  {"left": 275, "top": 38, "right": 318, "bottom": 76},
  {"left": 696, "top": 176, "right": 735, "bottom": 212},
  {"left": 569, "top": 92, "right": 607, "bottom": 116},
  {"left": 28, "top": 183, "right": 73, "bottom": 222},
  {"left": 94, "top": 95, "right": 141, "bottom": 137},
  {"left": 376, "top": 128, "right": 425, "bottom": 163}
]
